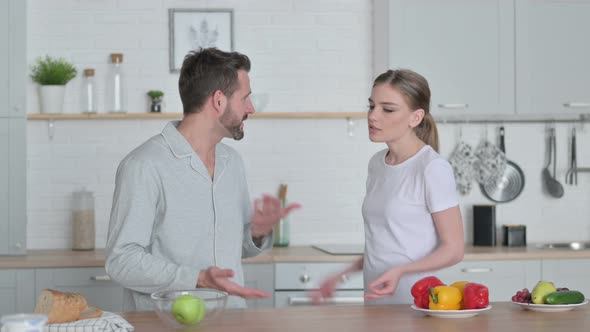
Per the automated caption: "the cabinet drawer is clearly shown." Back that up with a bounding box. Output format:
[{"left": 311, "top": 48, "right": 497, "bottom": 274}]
[
  {"left": 436, "top": 260, "right": 541, "bottom": 301},
  {"left": 35, "top": 268, "right": 124, "bottom": 312},
  {"left": 275, "top": 263, "right": 363, "bottom": 290}
]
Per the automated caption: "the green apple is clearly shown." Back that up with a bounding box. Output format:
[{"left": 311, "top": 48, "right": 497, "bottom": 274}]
[{"left": 171, "top": 294, "right": 206, "bottom": 325}]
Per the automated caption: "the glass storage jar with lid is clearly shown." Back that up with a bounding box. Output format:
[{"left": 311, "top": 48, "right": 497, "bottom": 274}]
[{"left": 71, "top": 188, "right": 95, "bottom": 251}]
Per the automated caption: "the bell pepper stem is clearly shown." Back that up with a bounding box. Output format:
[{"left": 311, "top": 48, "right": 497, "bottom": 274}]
[{"left": 429, "top": 288, "right": 438, "bottom": 304}]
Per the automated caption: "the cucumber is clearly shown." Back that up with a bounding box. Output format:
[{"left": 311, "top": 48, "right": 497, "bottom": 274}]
[{"left": 545, "top": 290, "right": 585, "bottom": 305}]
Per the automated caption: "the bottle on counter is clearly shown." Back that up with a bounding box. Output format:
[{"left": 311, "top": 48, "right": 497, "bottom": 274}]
[
  {"left": 106, "top": 53, "right": 126, "bottom": 113},
  {"left": 71, "top": 188, "right": 95, "bottom": 251},
  {"left": 273, "top": 184, "right": 290, "bottom": 247},
  {"left": 80, "top": 68, "right": 97, "bottom": 114}
]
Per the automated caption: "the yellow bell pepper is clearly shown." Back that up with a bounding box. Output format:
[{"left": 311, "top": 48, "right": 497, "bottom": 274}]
[
  {"left": 450, "top": 281, "right": 470, "bottom": 309},
  {"left": 429, "top": 286, "right": 462, "bottom": 310}
]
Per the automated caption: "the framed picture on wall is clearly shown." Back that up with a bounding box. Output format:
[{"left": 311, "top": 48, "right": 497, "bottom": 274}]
[{"left": 168, "top": 8, "right": 234, "bottom": 72}]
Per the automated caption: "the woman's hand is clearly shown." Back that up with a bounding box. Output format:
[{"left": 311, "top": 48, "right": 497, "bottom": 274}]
[
  {"left": 310, "top": 274, "right": 342, "bottom": 304},
  {"left": 365, "top": 267, "right": 403, "bottom": 300}
]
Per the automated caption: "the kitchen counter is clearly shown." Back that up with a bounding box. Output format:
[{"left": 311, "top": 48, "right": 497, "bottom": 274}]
[
  {"left": 2, "top": 245, "right": 590, "bottom": 269},
  {"left": 119, "top": 302, "right": 590, "bottom": 332},
  {"left": 243, "top": 244, "right": 590, "bottom": 263}
]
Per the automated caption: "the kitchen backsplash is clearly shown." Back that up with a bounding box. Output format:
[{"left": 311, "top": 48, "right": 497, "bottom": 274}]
[{"left": 26, "top": 0, "right": 590, "bottom": 249}]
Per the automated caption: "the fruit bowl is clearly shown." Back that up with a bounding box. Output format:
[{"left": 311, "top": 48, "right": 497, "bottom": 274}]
[{"left": 151, "top": 289, "right": 228, "bottom": 330}]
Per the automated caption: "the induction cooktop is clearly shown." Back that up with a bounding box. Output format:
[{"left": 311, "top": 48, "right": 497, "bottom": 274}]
[{"left": 312, "top": 244, "right": 364, "bottom": 255}]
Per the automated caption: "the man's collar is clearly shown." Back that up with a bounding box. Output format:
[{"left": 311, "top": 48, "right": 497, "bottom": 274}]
[
  {"left": 161, "top": 120, "right": 230, "bottom": 159},
  {"left": 161, "top": 121, "right": 194, "bottom": 158}
]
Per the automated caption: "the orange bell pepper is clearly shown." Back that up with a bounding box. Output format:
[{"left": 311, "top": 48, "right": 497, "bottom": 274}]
[{"left": 429, "top": 286, "right": 462, "bottom": 310}]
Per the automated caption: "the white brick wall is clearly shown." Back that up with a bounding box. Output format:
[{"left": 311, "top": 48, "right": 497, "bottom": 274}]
[{"left": 26, "top": 0, "right": 590, "bottom": 249}]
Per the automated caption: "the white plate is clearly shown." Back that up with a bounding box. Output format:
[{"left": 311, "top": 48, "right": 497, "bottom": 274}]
[
  {"left": 511, "top": 300, "right": 588, "bottom": 312},
  {"left": 411, "top": 305, "right": 492, "bottom": 318}
]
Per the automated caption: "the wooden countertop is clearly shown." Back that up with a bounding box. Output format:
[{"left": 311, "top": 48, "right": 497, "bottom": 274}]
[
  {"left": 119, "top": 302, "right": 590, "bottom": 332},
  {"left": 2, "top": 245, "right": 590, "bottom": 269}
]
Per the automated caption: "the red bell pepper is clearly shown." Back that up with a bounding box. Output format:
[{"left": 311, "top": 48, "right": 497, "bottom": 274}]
[
  {"left": 411, "top": 276, "right": 445, "bottom": 309},
  {"left": 463, "top": 282, "right": 489, "bottom": 309}
]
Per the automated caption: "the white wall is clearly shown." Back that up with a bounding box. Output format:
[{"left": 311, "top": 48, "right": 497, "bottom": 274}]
[{"left": 26, "top": 0, "right": 590, "bottom": 249}]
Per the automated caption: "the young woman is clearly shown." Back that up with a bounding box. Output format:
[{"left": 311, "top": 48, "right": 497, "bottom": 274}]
[{"left": 314, "top": 69, "right": 464, "bottom": 305}]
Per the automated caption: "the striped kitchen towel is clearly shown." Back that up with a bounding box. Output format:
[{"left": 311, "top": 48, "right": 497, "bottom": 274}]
[{"left": 45, "top": 312, "right": 134, "bottom": 332}]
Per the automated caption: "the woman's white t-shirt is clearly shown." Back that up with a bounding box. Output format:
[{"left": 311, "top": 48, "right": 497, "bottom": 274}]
[{"left": 362, "top": 145, "right": 459, "bottom": 305}]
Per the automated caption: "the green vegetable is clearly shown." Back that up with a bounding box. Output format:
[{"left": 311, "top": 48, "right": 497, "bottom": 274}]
[{"left": 545, "top": 290, "right": 585, "bottom": 305}]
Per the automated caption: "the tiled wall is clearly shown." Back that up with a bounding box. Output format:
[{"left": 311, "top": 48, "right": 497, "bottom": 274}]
[{"left": 26, "top": 0, "right": 590, "bottom": 249}]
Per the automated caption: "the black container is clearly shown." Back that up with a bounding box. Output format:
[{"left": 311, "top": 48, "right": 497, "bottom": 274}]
[
  {"left": 503, "top": 225, "right": 526, "bottom": 247},
  {"left": 473, "top": 205, "right": 496, "bottom": 246}
]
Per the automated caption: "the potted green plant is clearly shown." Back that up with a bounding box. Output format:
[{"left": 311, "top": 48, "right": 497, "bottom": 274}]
[
  {"left": 30, "top": 56, "right": 77, "bottom": 114},
  {"left": 147, "top": 90, "right": 164, "bottom": 113}
]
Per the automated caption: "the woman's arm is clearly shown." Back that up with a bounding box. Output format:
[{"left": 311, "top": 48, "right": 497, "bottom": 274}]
[{"left": 365, "top": 205, "right": 464, "bottom": 299}]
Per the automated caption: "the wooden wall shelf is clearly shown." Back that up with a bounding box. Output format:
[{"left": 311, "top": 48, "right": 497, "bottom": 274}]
[{"left": 27, "top": 112, "right": 367, "bottom": 120}]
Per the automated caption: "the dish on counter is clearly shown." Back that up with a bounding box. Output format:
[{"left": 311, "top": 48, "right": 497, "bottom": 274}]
[
  {"left": 410, "top": 305, "right": 492, "bottom": 318},
  {"left": 511, "top": 300, "right": 588, "bottom": 312}
]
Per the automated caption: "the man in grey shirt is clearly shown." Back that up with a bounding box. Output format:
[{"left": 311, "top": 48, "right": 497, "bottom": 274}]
[{"left": 105, "top": 48, "right": 300, "bottom": 310}]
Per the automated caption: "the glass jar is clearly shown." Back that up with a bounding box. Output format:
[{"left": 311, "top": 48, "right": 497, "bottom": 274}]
[
  {"left": 81, "top": 68, "right": 97, "bottom": 114},
  {"left": 273, "top": 184, "right": 290, "bottom": 247},
  {"left": 106, "top": 53, "right": 126, "bottom": 113},
  {"left": 72, "top": 189, "right": 95, "bottom": 251},
  {"left": 273, "top": 216, "right": 290, "bottom": 247}
]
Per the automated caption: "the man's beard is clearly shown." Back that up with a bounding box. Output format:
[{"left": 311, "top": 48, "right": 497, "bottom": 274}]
[{"left": 220, "top": 104, "right": 247, "bottom": 140}]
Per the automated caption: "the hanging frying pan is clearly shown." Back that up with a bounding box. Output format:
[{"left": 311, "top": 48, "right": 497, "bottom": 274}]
[{"left": 480, "top": 126, "right": 525, "bottom": 203}]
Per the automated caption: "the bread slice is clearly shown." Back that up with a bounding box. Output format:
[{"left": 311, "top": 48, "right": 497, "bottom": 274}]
[
  {"left": 34, "top": 289, "right": 89, "bottom": 324},
  {"left": 79, "top": 306, "right": 103, "bottom": 320}
]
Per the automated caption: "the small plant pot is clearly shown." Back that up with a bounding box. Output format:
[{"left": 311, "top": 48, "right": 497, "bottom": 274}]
[
  {"left": 150, "top": 101, "right": 162, "bottom": 113},
  {"left": 39, "top": 85, "right": 65, "bottom": 114}
]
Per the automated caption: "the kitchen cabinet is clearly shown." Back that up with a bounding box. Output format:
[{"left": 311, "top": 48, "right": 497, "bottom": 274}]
[
  {"left": 0, "top": 0, "right": 27, "bottom": 255},
  {"left": 373, "top": 0, "right": 515, "bottom": 117},
  {"left": 515, "top": 0, "right": 590, "bottom": 116},
  {"left": 243, "top": 263, "right": 274, "bottom": 308},
  {"left": 35, "top": 268, "right": 125, "bottom": 312},
  {"left": 0, "top": 118, "right": 27, "bottom": 255},
  {"left": 541, "top": 259, "right": 590, "bottom": 295},
  {"left": 436, "top": 259, "right": 541, "bottom": 301},
  {"left": 0, "top": 269, "right": 35, "bottom": 316},
  {"left": 1, "top": 0, "right": 26, "bottom": 118}
]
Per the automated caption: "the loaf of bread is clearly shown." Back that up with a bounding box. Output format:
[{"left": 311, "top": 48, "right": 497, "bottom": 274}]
[{"left": 34, "top": 289, "right": 102, "bottom": 324}]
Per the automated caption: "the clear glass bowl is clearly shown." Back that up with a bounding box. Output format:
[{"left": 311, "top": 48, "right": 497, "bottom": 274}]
[{"left": 150, "top": 289, "right": 228, "bottom": 330}]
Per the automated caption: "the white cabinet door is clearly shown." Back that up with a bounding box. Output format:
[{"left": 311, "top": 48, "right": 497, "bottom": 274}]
[
  {"left": 0, "top": 0, "right": 26, "bottom": 118},
  {"left": 436, "top": 260, "right": 541, "bottom": 302},
  {"left": 516, "top": 0, "right": 590, "bottom": 116},
  {"left": 541, "top": 259, "right": 590, "bottom": 296},
  {"left": 0, "top": 118, "right": 26, "bottom": 255},
  {"left": 375, "top": 0, "right": 515, "bottom": 117},
  {"left": 0, "top": 269, "right": 35, "bottom": 316},
  {"left": 0, "top": 0, "right": 27, "bottom": 256},
  {"left": 35, "top": 268, "right": 125, "bottom": 312},
  {"left": 243, "top": 263, "right": 274, "bottom": 308}
]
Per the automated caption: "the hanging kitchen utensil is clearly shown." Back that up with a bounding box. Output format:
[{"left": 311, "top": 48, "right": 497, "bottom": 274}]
[
  {"left": 449, "top": 125, "right": 478, "bottom": 195},
  {"left": 565, "top": 126, "right": 577, "bottom": 185},
  {"left": 480, "top": 126, "right": 525, "bottom": 203},
  {"left": 543, "top": 127, "right": 564, "bottom": 197},
  {"left": 473, "top": 125, "right": 507, "bottom": 187}
]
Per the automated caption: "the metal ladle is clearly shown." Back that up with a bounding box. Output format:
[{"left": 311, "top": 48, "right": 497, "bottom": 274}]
[{"left": 543, "top": 127, "right": 564, "bottom": 198}]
